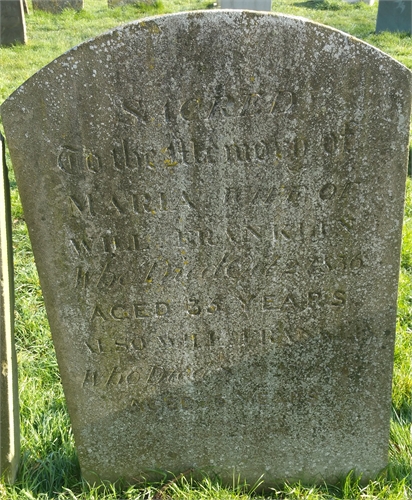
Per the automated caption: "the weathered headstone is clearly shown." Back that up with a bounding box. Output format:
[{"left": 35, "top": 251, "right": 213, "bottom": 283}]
[
  {"left": 376, "top": 0, "right": 412, "bottom": 33},
  {"left": 1, "top": 11, "right": 411, "bottom": 487},
  {"left": 32, "top": 0, "right": 83, "bottom": 13},
  {"left": 0, "top": 0, "right": 26, "bottom": 47},
  {"left": 0, "top": 134, "right": 20, "bottom": 484},
  {"left": 108, "top": 0, "right": 133, "bottom": 7},
  {"left": 108, "top": 0, "right": 152, "bottom": 7}
]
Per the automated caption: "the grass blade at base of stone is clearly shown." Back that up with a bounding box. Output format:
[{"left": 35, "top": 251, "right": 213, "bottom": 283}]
[{"left": 0, "top": 0, "right": 411, "bottom": 498}]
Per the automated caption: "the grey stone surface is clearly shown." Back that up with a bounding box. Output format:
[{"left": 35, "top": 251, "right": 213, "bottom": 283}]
[
  {"left": 108, "top": 0, "right": 133, "bottom": 7},
  {"left": 0, "top": 0, "right": 26, "bottom": 47},
  {"left": 376, "top": 0, "right": 412, "bottom": 33},
  {"left": 108, "top": 0, "right": 151, "bottom": 7},
  {"left": 0, "top": 134, "right": 20, "bottom": 484},
  {"left": 1, "top": 11, "right": 411, "bottom": 487},
  {"left": 218, "top": 0, "right": 272, "bottom": 11},
  {"left": 344, "top": 0, "right": 374, "bottom": 5},
  {"left": 32, "top": 0, "right": 83, "bottom": 13}
]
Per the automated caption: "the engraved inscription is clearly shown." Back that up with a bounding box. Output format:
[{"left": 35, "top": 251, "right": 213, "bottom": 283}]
[
  {"left": 56, "top": 80, "right": 371, "bottom": 399},
  {"left": 88, "top": 289, "right": 346, "bottom": 324}
]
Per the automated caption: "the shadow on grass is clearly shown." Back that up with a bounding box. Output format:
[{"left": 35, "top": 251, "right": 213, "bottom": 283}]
[
  {"left": 15, "top": 448, "right": 81, "bottom": 498},
  {"left": 294, "top": 0, "right": 350, "bottom": 10},
  {"left": 10, "top": 454, "right": 412, "bottom": 498},
  {"left": 392, "top": 405, "right": 412, "bottom": 424}
]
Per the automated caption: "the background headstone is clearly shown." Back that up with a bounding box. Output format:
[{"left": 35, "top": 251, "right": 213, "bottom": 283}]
[
  {"left": 0, "top": 134, "right": 20, "bottom": 484},
  {"left": 108, "top": 0, "right": 132, "bottom": 6},
  {"left": 376, "top": 0, "right": 412, "bottom": 33},
  {"left": 344, "top": 0, "right": 374, "bottom": 5},
  {"left": 0, "top": 0, "right": 26, "bottom": 47},
  {"left": 32, "top": 0, "right": 83, "bottom": 13},
  {"left": 1, "top": 11, "right": 411, "bottom": 487},
  {"left": 108, "top": 0, "right": 153, "bottom": 7},
  {"left": 217, "top": 0, "right": 272, "bottom": 11}
]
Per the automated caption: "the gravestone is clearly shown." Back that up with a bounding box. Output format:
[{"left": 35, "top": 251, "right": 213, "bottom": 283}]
[
  {"left": 32, "top": 0, "right": 83, "bottom": 13},
  {"left": 217, "top": 0, "right": 272, "bottom": 11},
  {"left": 376, "top": 0, "right": 412, "bottom": 33},
  {"left": 344, "top": 0, "right": 374, "bottom": 5},
  {"left": 108, "top": 0, "right": 132, "bottom": 7},
  {"left": 0, "top": 134, "right": 20, "bottom": 484},
  {"left": 1, "top": 11, "right": 411, "bottom": 487},
  {"left": 0, "top": 0, "right": 26, "bottom": 46},
  {"left": 108, "top": 0, "right": 152, "bottom": 7}
]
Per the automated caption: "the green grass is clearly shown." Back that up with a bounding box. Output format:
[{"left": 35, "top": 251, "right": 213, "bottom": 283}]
[{"left": 1, "top": 0, "right": 412, "bottom": 498}]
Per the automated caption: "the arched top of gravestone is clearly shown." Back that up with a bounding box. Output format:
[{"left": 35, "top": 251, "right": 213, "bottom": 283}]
[
  {"left": 2, "top": 10, "right": 411, "bottom": 106},
  {"left": 2, "top": 11, "right": 411, "bottom": 202}
]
